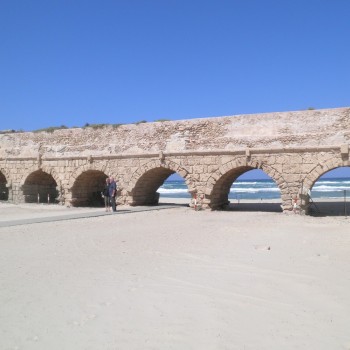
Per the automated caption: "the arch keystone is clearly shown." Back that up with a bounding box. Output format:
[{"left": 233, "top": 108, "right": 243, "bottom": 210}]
[{"left": 341, "top": 144, "right": 349, "bottom": 155}]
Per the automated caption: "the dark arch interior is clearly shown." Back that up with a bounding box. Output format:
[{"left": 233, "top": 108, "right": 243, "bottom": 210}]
[
  {"left": 209, "top": 167, "right": 282, "bottom": 212},
  {"left": 132, "top": 167, "right": 177, "bottom": 206},
  {"left": 71, "top": 170, "right": 108, "bottom": 207},
  {"left": 0, "top": 171, "right": 9, "bottom": 200},
  {"left": 23, "top": 170, "right": 59, "bottom": 203},
  {"left": 308, "top": 166, "right": 350, "bottom": 216}
]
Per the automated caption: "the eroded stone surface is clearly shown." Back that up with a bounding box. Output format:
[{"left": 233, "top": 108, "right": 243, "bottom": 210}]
[{"left": 0, "top": 107, "right": 349, "bottom": 213}]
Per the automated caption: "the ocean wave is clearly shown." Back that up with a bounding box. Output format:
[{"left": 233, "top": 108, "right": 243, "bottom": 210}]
[
  {"left": 234, "top": 181, "right": 259, "bottom": 185},
  {"left": 159, "top": 182, "right": 350, "bottom": 195},
  {"left": 316, "top": 181, "right": 350, "bottom": 185},
  {"left": 311, "top": 196, "right": 348, "bottom": 199},
  {"left": 312, "top": 185, "right": 350, "bottom": 192},
  {"left": 230, "top": 187, "right": 280, "bottom": 193},
  {"left": 158, "top": 188, "right": 188, "bottom": 194}
]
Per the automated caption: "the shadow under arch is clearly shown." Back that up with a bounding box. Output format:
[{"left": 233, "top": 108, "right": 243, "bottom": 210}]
[
  {"left": 130, "top": 166, "right": 192, "bottom": 206},
  {"left": 0, "top": 170, "right": 9, "bottom": 200},
  {"left": 70, "top": 169, "right": 108, "bottom": 207},
  {"left": 22, "top": 169, "right": 59, "bottom": 203},
  {"left": 206, "top": 165, "right": 283, "bottom": 212},
  {"left": 302, "top": 165, "right": 350, "bottom": 216}
]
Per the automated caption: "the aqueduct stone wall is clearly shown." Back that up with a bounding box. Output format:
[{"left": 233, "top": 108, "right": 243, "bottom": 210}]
[{"left": 0, "top": 107, "right": 349, "bottom": 213}]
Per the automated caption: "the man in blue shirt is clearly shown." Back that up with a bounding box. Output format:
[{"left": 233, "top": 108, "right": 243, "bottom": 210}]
[{"left": 108, "top": 176, "right": 117, "bottom": 212}]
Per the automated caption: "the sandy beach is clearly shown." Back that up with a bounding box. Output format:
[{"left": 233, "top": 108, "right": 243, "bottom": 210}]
[{"left": 0, "top": 200, "right": 349, "bottom": 350}]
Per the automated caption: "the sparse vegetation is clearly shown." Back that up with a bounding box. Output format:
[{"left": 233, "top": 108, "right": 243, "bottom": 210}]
[
  {"left": 82, "top": 123, "right": 123, "bottom": 129},
  {"left": 0, "top": 129, "right": 16, "bottom": 134},
  {"left": 33, "top": 125, "right": 68, "bottom": 133},
  {"left": 84, "top": 123, "right": 108, "bottom": 130},
  {"left": 2, "top": 119, "right": 151, "bottom": 134},
  {"left": 112, "top": 123, "right": 123, "bottom": 128},
  {"left": 154, "top": 119, "right": 170, "bottom": 122}
]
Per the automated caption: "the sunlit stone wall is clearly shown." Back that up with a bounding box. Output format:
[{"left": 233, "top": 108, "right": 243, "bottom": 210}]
[{"left": 0, "top": 107, "right": 349, "bottom": 212}]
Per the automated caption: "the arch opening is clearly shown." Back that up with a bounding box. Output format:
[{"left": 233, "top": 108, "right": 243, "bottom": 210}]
[
  {"left": 23, "top": 170, "right": 59, "bottom": 203},
  {"left": 307, "top": 166, "right": 350, "bottom": 216},
  {"left": 131, "top": 168, "right": 190, "bottom": 206},
  {"left": 71, "top": 170, "right": 108, "bottom": 207},
  {"left": 209, "top": 168, "right": 282, "bottom": 212},
  {"left": 0, "top": 171, "right": 9, "bottom": 201}
]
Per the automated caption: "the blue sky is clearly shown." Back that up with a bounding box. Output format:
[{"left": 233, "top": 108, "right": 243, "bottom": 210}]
[
  {"left": 1, "top": 0, "right": 349, "bottom": 179},
  {"left": 1, "top": 0, "right": 349, "bottom": 131}
]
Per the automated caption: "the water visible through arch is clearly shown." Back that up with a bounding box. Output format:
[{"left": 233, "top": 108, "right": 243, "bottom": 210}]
[
  {"left": 308, "top": 167, "right": 350, "bottom": 216},
  {"left": 131, "top": 168, "right": 190, "bottom": 206},
  {"left": 210, "top": 168, "right": 282, "bottom": 212}
]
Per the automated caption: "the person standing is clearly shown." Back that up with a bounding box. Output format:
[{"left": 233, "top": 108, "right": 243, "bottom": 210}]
[
  {"left": 102, "top": 177, "right": 110, "bottom": 212},
  {"left": 109, "top": 176, "right": 117, "bottom": 212}
]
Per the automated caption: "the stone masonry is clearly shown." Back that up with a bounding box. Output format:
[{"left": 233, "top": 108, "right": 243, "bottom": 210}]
[{"left": 0, "top": 107, "right": 349, "bottom": 213}]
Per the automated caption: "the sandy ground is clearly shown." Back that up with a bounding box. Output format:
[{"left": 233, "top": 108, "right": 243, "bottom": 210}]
[{"left": 0, "top": 200, "right": 350, "bottom": 350}]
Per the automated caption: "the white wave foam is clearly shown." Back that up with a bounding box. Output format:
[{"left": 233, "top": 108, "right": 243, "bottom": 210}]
[
  {"left": 230, "top": 187, "right": 280, "bottom": 193},
  {"left": 234, "top": 182, "right": 259, "bottom": 185},
  {"left": 312, "top": 185, "right": 350, "bottom": 192},
  {"left": 316, "top": 181, "right": 350, "bottom": 185},
  {"left": 158, "top": 188, "right": 188, "bottom": 194}
]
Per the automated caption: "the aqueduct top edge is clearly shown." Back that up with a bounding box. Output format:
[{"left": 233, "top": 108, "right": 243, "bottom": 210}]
[{"left": 0, "top": 107, "right": 349, "bottom": 158}]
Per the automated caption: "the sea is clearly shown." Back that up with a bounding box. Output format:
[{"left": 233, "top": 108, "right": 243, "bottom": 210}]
[{"left": 158, "top": 177, "right": 350, "bottom": 200}]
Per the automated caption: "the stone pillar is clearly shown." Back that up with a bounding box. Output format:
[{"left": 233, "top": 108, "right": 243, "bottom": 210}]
[
  {"left": 190, "top": 191, "right": 206, "bottom": 210},
  {"left": 12, "top": 182, "right": 22, "bottom": 204},
  {"left": 4, "top": 181, "right": 12, "bottom": 202},
  {"left": 341, "top": 144, "right": 349, "bottom": 165}
]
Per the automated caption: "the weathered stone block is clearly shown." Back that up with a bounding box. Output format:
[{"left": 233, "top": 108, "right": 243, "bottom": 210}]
[{"left": 341, "top": 144, "right": 349, "bottom": 155}]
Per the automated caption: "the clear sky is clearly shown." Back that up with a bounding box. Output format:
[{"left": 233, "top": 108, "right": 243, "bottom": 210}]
[
  {"left": 1, "top": 0, "right": 349, "bottom": 132},
  {"left": 1, "top": 0, "right": 349, "bottom": 180}
]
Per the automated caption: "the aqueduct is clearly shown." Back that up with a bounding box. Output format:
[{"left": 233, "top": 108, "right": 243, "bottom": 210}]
[{"left": 0, "top": 107, "right": 349, "bottom": 213}]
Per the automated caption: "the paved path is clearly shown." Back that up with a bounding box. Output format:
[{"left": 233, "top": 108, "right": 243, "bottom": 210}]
[{"left": 0, "top": 205, "right": 183, "bottom": 228}]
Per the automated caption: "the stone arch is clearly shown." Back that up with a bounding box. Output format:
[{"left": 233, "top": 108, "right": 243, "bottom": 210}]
[
  {"left": 22, "top": 169, "right": 60, "bottom": 203},
  {"left": 0, "top": 166, "right": 12, "bottom": 184},
  {"left": 204, "top": 156, "right": 289, "bottom": 209},
  {"left": 302, "top": 158, "right": 344, "bottom": 192},
  {"left": 70, "top": 169, "right": 109, "bottom": 207},
  {"left": 300, "top": 158, "right": 349, "bottom": 215},
  {"left": 128, "top": 159, "right": 193, "bottom": 206},
  {"left": 0, "top": 169, "right": 9, "bottom": 200},
  {"left": 68, "top": 162, "right": 109, "bottom": 189},
  {"left": 40, "top": 165, "right": 65, "bottom": 203},
  {"left": 20, "top": 165, "right": 62, "bottom": 188}
]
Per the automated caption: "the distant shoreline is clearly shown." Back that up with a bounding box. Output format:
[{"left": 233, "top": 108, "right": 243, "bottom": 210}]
[{"left": 159, "top": 196, "right": 349, "bottom": 204}]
